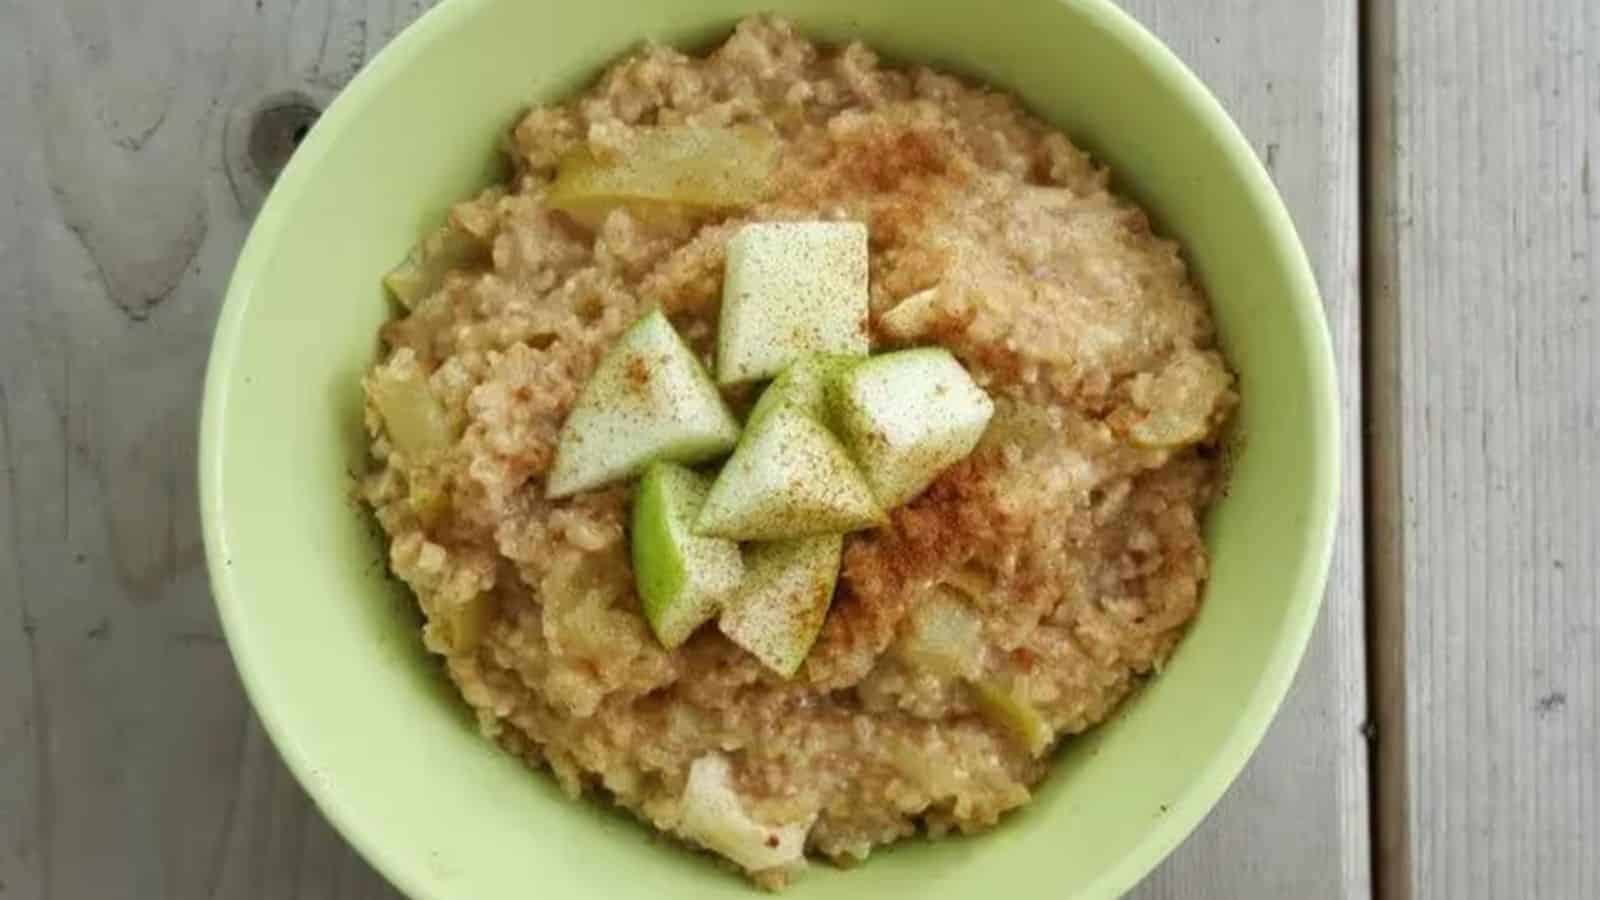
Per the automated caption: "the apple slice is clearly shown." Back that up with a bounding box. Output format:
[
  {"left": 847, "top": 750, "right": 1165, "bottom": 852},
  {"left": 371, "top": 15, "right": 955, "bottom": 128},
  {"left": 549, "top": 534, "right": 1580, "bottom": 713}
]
[
  {"left": 716, "top": 222, "right": 870, "bottom": 385},
  {"left": 971, "top": 678, "right": 1052, "bottom": 758},
  {"left": 1127, "top": 348, "right": 1233, "bottom": 448},
  {"left": 680, "top": 753, "right": 812, "bottom": 873},
  {"left": 892, "top": 587, "right": 985, "bottom": 680},
  {"left": 829, "top": 347, "right": 995, "bottom": 508},
  {"left": 367, "top": 350, "right": 456, "bottom": 458},
  {"left": 631, "top": 463, "right": 745, "bottom": 648},
  {"left": 546, "top": 310, "right": 740, "bottom": 498},
  {"left": 547, "top": 126, "right": 780, "bottom": 213},
  {"left": 878, "top": 286, "right": 943, "bottom": 343},
  {"left": 719, "top": 535, "right": 842, "bottom": 677},
  {"left": 695, "top": 409, "right": 883, "bottom": 540},
  {"left": 745, "top": 353, "right": 862, "bottom": 430},
  {"left": 383, "top": 219, "right": 489, "bottom": 309}
]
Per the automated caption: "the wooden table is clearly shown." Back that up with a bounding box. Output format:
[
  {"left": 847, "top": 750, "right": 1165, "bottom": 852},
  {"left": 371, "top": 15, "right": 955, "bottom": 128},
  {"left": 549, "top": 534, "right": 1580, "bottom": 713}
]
[{"left": 0, "top": 1, "right": 1592, "bottom": 897}]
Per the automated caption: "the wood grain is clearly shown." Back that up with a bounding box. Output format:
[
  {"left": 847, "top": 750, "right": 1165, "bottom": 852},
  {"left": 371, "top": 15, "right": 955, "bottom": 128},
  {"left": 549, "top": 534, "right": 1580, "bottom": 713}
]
[
  {"left": 0, "top": 2, "right": 425, "bottom": 896},
  {"left": 1366, "top": 0, "right": 1600, "bottom": 897},
  {"left": 1, "top": 17, "right": 42, "bottom": 898},
  {"left": 1125, "top": 0, "right": 1371, "bottom": 897},
  {"left": 0, "top": 1, "right": 1365, "bottom": 897}
]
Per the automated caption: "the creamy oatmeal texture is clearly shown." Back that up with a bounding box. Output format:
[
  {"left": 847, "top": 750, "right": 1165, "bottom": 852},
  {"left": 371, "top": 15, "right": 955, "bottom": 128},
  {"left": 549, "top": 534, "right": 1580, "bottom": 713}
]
[{"left": 362, "top": 17, "right": 1236, "bottom": 887}]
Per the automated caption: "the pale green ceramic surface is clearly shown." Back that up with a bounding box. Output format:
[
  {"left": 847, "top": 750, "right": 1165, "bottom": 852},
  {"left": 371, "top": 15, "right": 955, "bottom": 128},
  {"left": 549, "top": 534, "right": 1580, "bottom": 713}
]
[{"left": 199, "top": 0, "right": 1339, "bottom": 897}]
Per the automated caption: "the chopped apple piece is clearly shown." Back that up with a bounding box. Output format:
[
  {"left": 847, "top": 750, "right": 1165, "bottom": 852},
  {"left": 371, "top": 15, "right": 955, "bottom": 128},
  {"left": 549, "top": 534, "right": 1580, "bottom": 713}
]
[
  {"left": 406, "top": 469, "right": 452, "bottom": 527},
  {"left": 546, "top": 310, "right": 740, "bottom": 498},
  {"left": 368, "top": 353, "right": 456, "bottom": 458},
  {"left": 829, "top": 347, "right": 995, "bottom": 507},
  {"left": 972, "top": 678, "right": 1052, "bottom": 758},
  {"left": 680, "top": 753, "right": 812, "bottom": 873},
  {"left": 940, "top": 565, "right": 993, "bottom": 603},
  {"left": 745, "top": 353, "right": 862, "bottom": 429},
  {"left": 719, "top": 535, "right": 842, "bottom": 677},
  {"left": 384, "top": 220, "right": 488, "bottom": 309},
  {"left": 1127, "top": 348, "right": 1234, "bottom": 448},
  {"left": 436, "top": 590, "right": 493, "bottom": 653},
  {"left": 547, "top": 126, "right": 779, "bottom": 214},
  {"left": 894, "top": 587, "right": 984, "bottom": 679},
  {"left": 878, "top": 286, "right": 944, "bottom": 342},
  {"left": 695, "top": 409, "right": 883, "bottom": 540},
  {"left": 631, "top": 463, "right": 745, "bottom": 648},
  {"left": 554, "top": 200, "right": 697, "bottom": 233},
  {"left": 716, "top": 222, "right": 870, "bottom": 385}
]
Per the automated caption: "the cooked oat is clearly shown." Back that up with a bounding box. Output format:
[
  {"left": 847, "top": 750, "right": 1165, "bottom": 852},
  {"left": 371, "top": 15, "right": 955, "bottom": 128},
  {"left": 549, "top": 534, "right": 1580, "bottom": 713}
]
[{"left": 362, "top": 16, "right": 1236, "bottom": 887}]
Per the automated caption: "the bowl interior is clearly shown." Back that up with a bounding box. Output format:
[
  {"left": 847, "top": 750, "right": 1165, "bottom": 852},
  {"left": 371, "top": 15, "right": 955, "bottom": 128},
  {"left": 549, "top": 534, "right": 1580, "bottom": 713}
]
[{"left": 201, "top": 1, "right": 1338, "bottom": 898}]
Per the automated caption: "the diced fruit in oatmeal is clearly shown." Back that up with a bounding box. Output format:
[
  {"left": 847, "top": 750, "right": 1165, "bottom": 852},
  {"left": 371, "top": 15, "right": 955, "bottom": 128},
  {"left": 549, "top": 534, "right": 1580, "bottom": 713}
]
[
  {"left": 1127, "top": 348, "right": 1234, "bottom": 448},
  {"left": 829, "top": 347, "right": 996, "bottom": 507},
  {"left": 546, "top": 310, "right": 740, "bottom": 498},
  {"left": 680, "top": 753, "right": 812, "bottom": 873},
  {"left": 878, "top": 286, "right": 945, "bottom": 342},
  {"left": 695, "top": 409, "right": 883, "bottom": 540},
  {"left": 719, "top": 535, "right": 842, "bottom": 677},
  {"left": 368, "top": 353, "right": 456, "bottom": 458},
  {"left": 405, "top": 469, "right": 452, "bottom": 527},
  {"left": 435, "top": 590, "right": 492, "bottom": 654},
  {"left": 972, "top": 678, "right": 1052, "bottom": 758},
  {"left": 893, "top": 587, "right": 985, "bottom": 680},
  {"left": 716, "top": 222, "right": 870, "bottom": 385},
  {"left": 383, "top": 219, "right": 488, "bottom": 309},
  {"left": 547, "top": 125, "right": 780, "bottom": 215},
  {"left": 745, "top": 353, "right": 862, "bottom": 430},
  {"left": 631, "top": 463, "right": 745, "bottom": 648},
  {"left": 359, "top": 18, "right": 1242, "bottom": 888}
]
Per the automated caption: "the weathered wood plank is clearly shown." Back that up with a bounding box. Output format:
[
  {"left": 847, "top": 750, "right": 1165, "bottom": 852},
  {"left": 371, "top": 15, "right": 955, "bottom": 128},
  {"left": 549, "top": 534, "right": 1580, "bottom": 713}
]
[
  {"left": 0, "top": 1, "right": 420, "bottom": 896},
  {"left": 1126, "top": 1, "right": 1370, "bottom": 896},
  {"left": 0, "top": 1, "right": 1365, "bottom": 898},
  {"left": 2, "top": 13, "right": 45, "bottom": 900},
  {"left": 1367, "top": 0, "right": 1600, "bottom": 897}
]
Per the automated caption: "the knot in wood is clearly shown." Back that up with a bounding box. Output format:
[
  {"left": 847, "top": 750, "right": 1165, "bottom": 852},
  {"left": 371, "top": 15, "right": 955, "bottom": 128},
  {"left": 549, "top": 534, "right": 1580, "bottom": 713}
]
[{"left": 247, "top": 99, "right": 321, "bottom": 184}]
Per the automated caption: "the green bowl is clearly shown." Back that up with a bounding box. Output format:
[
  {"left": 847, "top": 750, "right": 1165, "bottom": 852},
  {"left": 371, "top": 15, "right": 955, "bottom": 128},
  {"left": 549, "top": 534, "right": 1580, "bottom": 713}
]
[{"left": 200, "top": 0, "right": 1338, "bottom": 897}]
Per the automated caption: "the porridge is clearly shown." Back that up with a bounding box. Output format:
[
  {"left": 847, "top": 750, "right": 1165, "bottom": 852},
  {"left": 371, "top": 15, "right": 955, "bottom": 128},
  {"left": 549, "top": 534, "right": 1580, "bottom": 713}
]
[{"left": 361, "top": 16, "right": 1236, "bottom": 888}]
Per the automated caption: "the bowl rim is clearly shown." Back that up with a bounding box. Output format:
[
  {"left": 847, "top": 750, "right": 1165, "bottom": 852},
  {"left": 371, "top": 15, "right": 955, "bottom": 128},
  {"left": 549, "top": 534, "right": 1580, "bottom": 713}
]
[{"left": 199, "top": 1, "right": 1340, "bottom": 897}]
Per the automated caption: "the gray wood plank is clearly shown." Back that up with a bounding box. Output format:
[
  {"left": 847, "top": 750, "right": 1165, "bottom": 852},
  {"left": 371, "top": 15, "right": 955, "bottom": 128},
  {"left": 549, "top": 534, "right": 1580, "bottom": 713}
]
[
  {"left": 0, "top": 1, "right": 422, "bottom": 897},
  {"left": 0, "top": 1, "right": 1365, "bottom": 898},
  {"left": 1367, "top": 0, "right": 1600, "bottom": 897},
  {"left": 2, "top": 13, "right": 44, "bottom": 900},
  {"left": 1125, "top": 1, "right": 1370, "bottom": 897}
]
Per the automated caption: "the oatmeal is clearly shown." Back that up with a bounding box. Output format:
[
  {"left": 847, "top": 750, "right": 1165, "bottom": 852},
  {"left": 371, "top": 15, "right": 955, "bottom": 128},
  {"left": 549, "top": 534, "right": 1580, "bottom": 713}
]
[{"left": 362, "top": 16, "right": 1235, "bottom": 888}]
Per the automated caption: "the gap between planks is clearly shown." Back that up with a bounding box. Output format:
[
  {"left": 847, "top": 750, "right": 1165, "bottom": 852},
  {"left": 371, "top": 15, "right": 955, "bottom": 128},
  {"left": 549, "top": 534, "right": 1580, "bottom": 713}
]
[{"left": 1359, "top": 0, "right": 1411, "bottom": 898}]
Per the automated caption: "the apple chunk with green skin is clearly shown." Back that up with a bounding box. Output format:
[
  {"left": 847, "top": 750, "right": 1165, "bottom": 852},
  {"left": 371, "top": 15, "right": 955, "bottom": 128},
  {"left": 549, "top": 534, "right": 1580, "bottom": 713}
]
[
  {"left": 971, "top": 679, "right": 1053, "bottom": 758},
  {"left": 631, "top": 463, "right": 745, "bottom": 648},
  {"left": 719, "top": 535, "right": 842, "bottom": 677},
  {"left": 830, "top": 348, "right": 995, "bottom": 508},
  {"left": 745, "top": 353, "right": 862, "bottom": 429},
  {"left": 695, "top": 409, "right": 883, "bottom": 540},
  {"left": 716, "top": 221, "right": 870, "bottom": 385},
  {"left": 546, "top": 310, "right": 740, "bottom": 499}
]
